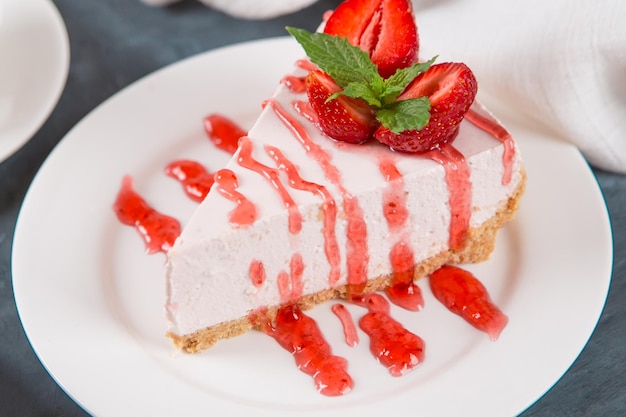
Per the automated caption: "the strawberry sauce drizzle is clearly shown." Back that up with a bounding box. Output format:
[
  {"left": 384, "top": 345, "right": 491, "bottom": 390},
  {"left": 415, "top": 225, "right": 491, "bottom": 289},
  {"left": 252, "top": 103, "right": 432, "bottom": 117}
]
[
  {"left": 378, "top": 157, "right": 424, "bottom": 311},
  {"left": 295, "top": 58, "right": 317, "bottom": 72},
  {"left": 277, "top": 253, "right": 305, "bottom": 302},
  {"left": 237, "top": 136, "right": 303, "bottom": 234},
  {"left": 204, "top": 114, "right": 247, "bottom": 155},
  {"left": 385, "top": 242, "right": 423, "bottom": 311},
  {"left": 464, "top": 108, "right": 515, "bottom": 185},
  {"left": 214, "top": 168, "right": 257, "bottom": 227},
  {"left": 265, "top": 145, "right": 342, "bottom": 286},
  {"left": 352, "top": 294, "right": 425, "bottom": 376},
  {"left": 292, "top": 100, "right": 318, "bottom": 124},
  {"left": 424, "top": 143, "right": 472, "bottom": 251},
  {"left": 266, "top": 98, "right": 370, "bottom": 291},
  {"left": 429, "top": 265, "right": 508, "bottom": 340},
  {"left": 249, "top": 259, "right": 266, "bottom": 287},
  {"left": 281, "top": 75, "right": 307, "bottom": 94},
  {"left": 379, "top": 157, "right": 409, "bottom": 231},
  {"left": 165, "top": 160, "right": 214, "bottom": 202},
  {"left": 331, "top": 303, "right": 359, "bottom": 347},
  {"left": 113, "top": 176, "right": 181, "bottom": 254},
  {"left": 258, "top": 304, "right": 354, "bottom": 396}
]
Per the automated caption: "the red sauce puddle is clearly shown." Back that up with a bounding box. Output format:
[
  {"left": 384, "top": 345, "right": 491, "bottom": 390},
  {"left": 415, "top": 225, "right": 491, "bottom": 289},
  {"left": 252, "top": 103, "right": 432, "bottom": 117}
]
[
  {"left": 351, "top": 294, "right": 425, "bottom": 376},
  {"left": 430, "top": 265, "right": 508, "bottom": 341},
  {"left": 255, "top": 304, "right": 354, "bottom": 396},
  {"left": 113, "top": 175, "right": 181, "bottom": 254}
]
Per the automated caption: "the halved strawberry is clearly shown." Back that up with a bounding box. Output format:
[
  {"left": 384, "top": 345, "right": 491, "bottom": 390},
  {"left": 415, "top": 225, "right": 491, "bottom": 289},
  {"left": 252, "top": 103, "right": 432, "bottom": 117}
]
[
  {"left": 324, "top": 0, "right": 418, "bottom": 78},
  {"left": 306, "top": 69, "right": 377, "bottom": 144},
  {"left": 374, "top": 62, "right": 478, "bottom": 152}
]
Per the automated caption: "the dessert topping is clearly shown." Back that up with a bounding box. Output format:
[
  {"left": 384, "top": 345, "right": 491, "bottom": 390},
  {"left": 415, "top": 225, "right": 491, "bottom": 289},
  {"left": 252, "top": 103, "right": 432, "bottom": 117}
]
[
  {"left": 260, "top": 304, "right": 354, "bottom": 396},
  {"left": 465, "top": 108, "right": 516, "bottom": 185},
  {"left": 305, "top": 69, "right": 377, "bottom": 144},
  {"left": 288, "top": 26, "right": 433, "bottom": 145},
  {"left": 203, "top": 113, "right": 246, "bottom": 155},
  {"left": 113, "top": 176, "right": 181, "bottom": 254},
  {"left": 249, "top": 259, "right": 266, "bottom": 287},
  {"left": 385, "top": 241, "right": 424, "bottom": 311},
  {"left": 375, "top": 63, "right": 478, "bottom": 152},
  {"left": 266, "top": 145, "right": 342, "bottom": 286},
  {"left": 331, "top": 303, "right": 360, "bottom": 347},
  {"left": 277, "top": 253, "right": 305, "bottom": 302},
  {"left": 323, "top": 0, "right": 419, "bottom": 78},
  {"left": 165, "top": 160, "right": 214, "bottom": 202},
  {"left": 287, "top": 16, "right": 477, "bottom": 152},
  {"left": 424, "top": 144, "right": 472, "bottom": 251},
  {"left": 237, "top": 136, "right": 303, "bottom": 234},
  {"left": 214, "top": 168, "right": 257, "bottom": 228},
  {"left": 355, "top": 294, "right": 426, "bottom": 376},
  {"left": 378, "top": 157, "right": 424, "bottom": 311},
  {"left": 429, "top": 265, "right": 509, "bottom": 340},
  {"left": 266, "top": 99, "right": 371, "bottom": 290}
]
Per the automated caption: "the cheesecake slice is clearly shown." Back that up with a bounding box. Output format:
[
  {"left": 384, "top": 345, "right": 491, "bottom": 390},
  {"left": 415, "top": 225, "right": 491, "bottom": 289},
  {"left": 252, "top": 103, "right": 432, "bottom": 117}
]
[
  {"left": 165, "top": 1, "right": 525, "bottom": 353},
  {"left": 165, "top": 74, "right": 525, "bottom": 353}
]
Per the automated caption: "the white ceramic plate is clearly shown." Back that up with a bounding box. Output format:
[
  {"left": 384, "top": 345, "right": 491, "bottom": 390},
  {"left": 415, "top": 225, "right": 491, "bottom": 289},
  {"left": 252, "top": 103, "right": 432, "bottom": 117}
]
[
  {"left": 13, "top": 38, "right": 612, "bottom": 416},
  {"left": 0, "top": 0, "right": 69, "bottom": 162}
]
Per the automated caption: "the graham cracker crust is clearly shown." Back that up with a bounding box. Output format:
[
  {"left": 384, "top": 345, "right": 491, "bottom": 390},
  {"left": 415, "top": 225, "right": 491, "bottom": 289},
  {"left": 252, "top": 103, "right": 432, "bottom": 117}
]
[{"left": 168, "top": 172, "right": 526, "bottom": 353}]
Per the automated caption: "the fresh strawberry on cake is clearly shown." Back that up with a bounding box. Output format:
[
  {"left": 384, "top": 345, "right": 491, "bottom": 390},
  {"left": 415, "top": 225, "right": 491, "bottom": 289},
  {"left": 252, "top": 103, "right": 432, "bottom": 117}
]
[{"left": 165, "top": 0, "right": 525, "bottom": 357}]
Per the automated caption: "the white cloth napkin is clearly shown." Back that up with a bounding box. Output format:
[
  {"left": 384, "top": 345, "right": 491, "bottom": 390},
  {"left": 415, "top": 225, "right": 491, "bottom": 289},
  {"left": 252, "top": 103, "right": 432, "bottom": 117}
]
[
  {"left": 139, "top": 0, "right": 319, "bottom": 20},
  {"left": 413, "top": 0, "right": 626, "bottom": 174}
]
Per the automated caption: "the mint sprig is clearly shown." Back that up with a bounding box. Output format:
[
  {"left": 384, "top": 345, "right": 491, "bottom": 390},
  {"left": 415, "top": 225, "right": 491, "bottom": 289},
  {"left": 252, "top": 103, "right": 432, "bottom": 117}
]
[{"left": 286, "top": 26, "right": 436, "bottom": 133}]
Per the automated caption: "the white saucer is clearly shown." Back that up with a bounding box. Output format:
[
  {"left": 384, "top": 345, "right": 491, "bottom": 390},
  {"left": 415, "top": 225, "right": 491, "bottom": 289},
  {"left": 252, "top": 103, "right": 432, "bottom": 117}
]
[{"left": 0, "top": 0, "right": 69, "bottom": 162}]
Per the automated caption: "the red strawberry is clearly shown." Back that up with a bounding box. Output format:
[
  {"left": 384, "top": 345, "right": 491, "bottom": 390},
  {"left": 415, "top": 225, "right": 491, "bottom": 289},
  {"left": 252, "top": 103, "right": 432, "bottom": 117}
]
[
  {"left": 306, "top": 69, "right": 377, "bottom": 144},
  {"left": 324, "top": 0, "right": 418, "bottom": 78},
  {"left": 429, "top": 265, "right": 508, "bottom": 341},
  {"left": 374, "top": 62, "right": 478, "bottom": 152}
]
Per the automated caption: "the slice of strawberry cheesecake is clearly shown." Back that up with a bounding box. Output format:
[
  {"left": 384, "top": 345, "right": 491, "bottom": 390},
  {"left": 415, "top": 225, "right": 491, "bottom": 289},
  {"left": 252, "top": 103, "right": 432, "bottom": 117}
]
[{"left": 165, "top": 0, "right": 525, "bottom": 353}]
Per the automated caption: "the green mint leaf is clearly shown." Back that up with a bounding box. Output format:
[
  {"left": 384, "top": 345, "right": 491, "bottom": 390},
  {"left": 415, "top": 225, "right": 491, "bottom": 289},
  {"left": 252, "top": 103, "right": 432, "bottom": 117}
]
[
  {"left": 385, "top": 57, "right": 437, "bottom": 91},
  {"left": 330, "top": 82, "right": 383, "bottom": 108},
  {"left": 381, "top": 57, "right": 438, "bottom": 105},
  {"left": 376, "top": 97, "right": 431, "bottom": 133},
  {"left": 286, "top": 26, "right": 381, "bottom": 88},
  {"left": 288, "top": 26, "right": 436, "bottom": 136}
]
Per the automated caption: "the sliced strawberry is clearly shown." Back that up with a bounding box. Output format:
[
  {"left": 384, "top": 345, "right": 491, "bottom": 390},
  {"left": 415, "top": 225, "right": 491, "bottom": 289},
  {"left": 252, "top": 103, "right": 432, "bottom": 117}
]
[
  {"left": 306, "top": 69, "right": 377, "bottom": 144},
  {"left": 374, "top": 62, "right": 478, "bottom": 152},
  {"left": 324, "top": 0, "right": 418, "bottom": 78},
  {"left": 203, "top": 114, "right": 247, "bottom": 155},
  {"left": 429, "top": 265, "right": 508, "bottom": 341}
]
